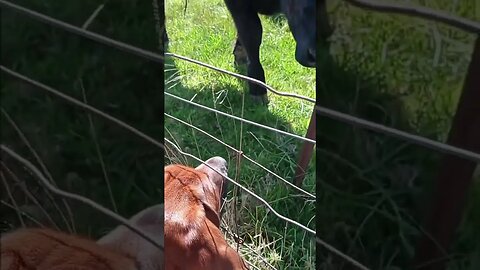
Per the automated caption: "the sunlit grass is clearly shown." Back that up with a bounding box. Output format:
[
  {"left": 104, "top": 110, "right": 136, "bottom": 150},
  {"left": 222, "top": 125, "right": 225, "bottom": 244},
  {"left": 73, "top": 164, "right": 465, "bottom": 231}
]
[{"left": 165, "top": 0, "right": 316, "bottom": 268}]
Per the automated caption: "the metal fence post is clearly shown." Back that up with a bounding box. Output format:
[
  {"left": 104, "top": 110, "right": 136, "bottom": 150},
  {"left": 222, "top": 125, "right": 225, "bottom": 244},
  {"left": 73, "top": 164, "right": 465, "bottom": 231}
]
[
  {"left": 412, "top": 36, "right": 480, "bottom": 270},
  {"left": 294, "top": 109, "right": 316, "bottom": 186}
]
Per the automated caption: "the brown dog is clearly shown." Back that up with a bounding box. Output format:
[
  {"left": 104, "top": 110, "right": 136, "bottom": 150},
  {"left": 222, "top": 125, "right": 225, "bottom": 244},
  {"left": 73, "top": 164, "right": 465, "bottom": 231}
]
[
  {"left": 164, "top": 156, "right": 249, "bottom": 270},
  {"left": 1, "top": 204, "right": 165, "bottom": 270}
]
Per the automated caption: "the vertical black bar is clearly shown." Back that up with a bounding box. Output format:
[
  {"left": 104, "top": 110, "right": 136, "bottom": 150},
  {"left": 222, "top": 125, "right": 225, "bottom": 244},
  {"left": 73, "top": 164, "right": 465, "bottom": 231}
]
[
  {"left": 153, "top": 0, "right": 166, "bottom": 202},
  {"left": 412, "top": 36, "right": 480, "bottom": 270}
]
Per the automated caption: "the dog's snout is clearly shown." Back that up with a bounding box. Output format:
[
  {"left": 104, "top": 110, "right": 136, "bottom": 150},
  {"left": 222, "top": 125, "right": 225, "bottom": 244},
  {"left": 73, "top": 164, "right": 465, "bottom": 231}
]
[
  {"left": 205, "top": 156, "right": 228, "bottom": 175},
  {"left": 195, "top": 156, "right": 228, "bottom": 177}
]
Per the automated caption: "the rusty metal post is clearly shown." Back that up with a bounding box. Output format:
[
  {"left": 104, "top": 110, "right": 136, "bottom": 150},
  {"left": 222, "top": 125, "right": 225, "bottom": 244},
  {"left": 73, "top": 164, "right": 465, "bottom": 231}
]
[
  {"left": 412, "top": 36, "right": 480, "bottom": 270},
  {"left": 294, "top": 109, "right": 316, "bottom": 186},
  {"left": 292, "top": 0, "right": 332, "bottom": 187}
]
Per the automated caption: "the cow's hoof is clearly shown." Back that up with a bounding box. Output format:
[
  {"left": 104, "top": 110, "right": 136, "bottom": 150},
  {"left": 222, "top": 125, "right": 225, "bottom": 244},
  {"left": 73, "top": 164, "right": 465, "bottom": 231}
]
[{"left": 251, "top": 94, "right": 269, "bottom": 106}]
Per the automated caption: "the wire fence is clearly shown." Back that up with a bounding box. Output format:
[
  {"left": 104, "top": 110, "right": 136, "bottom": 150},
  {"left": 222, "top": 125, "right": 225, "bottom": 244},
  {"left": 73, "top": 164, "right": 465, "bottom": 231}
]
[
  {"left": 1, "top": 1, "right": 321, "bottom": 269},
  {"left": 1, "top": 0, "right": 479, "bottom": 269}
]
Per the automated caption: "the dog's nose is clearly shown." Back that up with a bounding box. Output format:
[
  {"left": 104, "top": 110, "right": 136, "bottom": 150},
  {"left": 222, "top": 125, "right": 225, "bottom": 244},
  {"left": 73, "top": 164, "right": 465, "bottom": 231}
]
[
  {"left": 195, "top": 156, "right": 228, "bottom": 177},
  {"left": 204, "top": 156, "right": 228, "bottom": 175}
]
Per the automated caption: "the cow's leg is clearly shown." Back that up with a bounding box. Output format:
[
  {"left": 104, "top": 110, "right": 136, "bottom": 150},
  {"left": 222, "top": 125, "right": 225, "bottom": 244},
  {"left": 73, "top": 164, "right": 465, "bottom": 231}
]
[{"left": 224, "top": 2, "right": 268, "bottom": 104}]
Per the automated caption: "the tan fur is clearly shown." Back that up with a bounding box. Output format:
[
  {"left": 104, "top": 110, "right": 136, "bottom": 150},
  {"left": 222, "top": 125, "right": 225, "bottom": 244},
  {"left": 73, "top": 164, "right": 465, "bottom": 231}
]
[
  {"left": 1, "top": 204, "right": 165, "bottom": 270},
  {"left": 164, "top": 157, "right": 249, "bottom": 270},
  {"left": 0, "top": 228, "right": 138, "bottom": 270},
  {"left": 0, "top": 156, "right": 247, "bottom": 270}
]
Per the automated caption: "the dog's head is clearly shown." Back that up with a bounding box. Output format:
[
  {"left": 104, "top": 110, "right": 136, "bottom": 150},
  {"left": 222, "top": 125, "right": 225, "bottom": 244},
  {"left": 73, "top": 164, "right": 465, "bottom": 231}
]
[
  {"left": 164, "top": 156, "right": 228, "bottom": 228},
  {"left": 164, "top": 157, "right": 250, "bottom": 269},
  {"left": 97, "top": 155, "right": 231, "bottom": 270}
]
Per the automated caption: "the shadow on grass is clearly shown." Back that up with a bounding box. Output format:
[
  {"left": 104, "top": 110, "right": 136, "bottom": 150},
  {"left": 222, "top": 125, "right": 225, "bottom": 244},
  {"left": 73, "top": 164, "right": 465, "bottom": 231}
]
[
  {"left": 164, "top": 57, "right": 316, "bottom": 268},
  {"left": 164, "top": 57, "right": 312, "bottom": 184}
]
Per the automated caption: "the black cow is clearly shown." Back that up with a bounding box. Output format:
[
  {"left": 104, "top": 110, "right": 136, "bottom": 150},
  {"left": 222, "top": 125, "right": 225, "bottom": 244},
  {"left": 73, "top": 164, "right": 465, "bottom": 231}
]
[
  {"left": 224, "top": 0, "right": 319, "bottom": 104},
  {"left": 162, "top": 0, "right": 332, "bottom": 105}
]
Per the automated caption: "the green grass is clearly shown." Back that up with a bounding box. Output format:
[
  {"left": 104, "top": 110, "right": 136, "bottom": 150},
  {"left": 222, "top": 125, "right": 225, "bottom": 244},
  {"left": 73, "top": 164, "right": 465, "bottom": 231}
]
[
  {"left": 316, "top": 0, "right": 479, "bottom": 269},
  {"left": 327, "top": 0, "right": 477, "bottom": 140},
  {"left": 164, "top": 0, "right": 316, "bottom": 268},
  {"left": 1, "top": 0, "right": 163, "bottom": 238},
  {"left": 2, "top": 0, "right": 479, "bottom": 269}
]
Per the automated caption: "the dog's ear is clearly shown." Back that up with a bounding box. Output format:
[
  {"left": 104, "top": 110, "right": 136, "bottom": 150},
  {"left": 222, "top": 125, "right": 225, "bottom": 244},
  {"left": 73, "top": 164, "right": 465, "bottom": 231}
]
[
  {"left": 97, "top": 204, "right": 164, "bottom": 270},
  {"left": 195, "top": 156, "right": 228, "bottom": 197},
  {"left": 195, "top": 157, "right": 229, "bottom": 227}
]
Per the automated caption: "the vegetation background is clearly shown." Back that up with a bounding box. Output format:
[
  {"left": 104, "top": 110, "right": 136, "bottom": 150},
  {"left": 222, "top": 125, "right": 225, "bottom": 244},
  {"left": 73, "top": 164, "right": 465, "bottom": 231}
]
[
  {"left": 316, "top": 0, "right": 479, "bottom": 269},
  {"left": 164, "top": 0, "right": 316, "bottom": 268},
  {"left": 1, "top": 0, "right": 479, "bottom": 269},
  {"left": 1, "top": 0, "right": 163, "bottom": 240}
]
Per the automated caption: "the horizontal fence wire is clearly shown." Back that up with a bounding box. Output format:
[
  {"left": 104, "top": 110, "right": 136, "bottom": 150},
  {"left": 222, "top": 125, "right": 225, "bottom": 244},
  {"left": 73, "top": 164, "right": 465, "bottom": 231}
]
[
  {"left": 0, "top": 67, "right": 327, "bottom": 268},
  {"left": 315, "top": 106, "right": 480, "bottom": 163},
  {"left": 0, "top": 144, "right": 165, "bottom": 251},
  {"left": 0, "top": 0, "right": 165, "bottom": 64},
  {"left": 2, "top": 0, "right": 479, "bottom": 269},
  {"left": 164, "top": 138, "right": 371, "bottom": 270},
  {"left": 3, "top": 0, "right": 479, "bottom": 161},
  {"left": 165, "top": 113, "right": 316, "bottom": 199},
  {"left": 1, "top": 68, "right": 321, "bottom": 267},
  {"left": 0, "top": 66, "right": 354, "bottom": 269},
  {"left": 0, "top": 66, "right": 165, "bottom": 153},
  {"left": 344, "top": 0, "right": 480, "bottom": 34},
  {"left": 0, "top": 0, "right": 316, "bottom": 105},
  {"left": 165, "top": 53, "right": 316, "bottom": 103},
  {"left": 170, "top": 142, "right": 317, "bottom": 237},
  {"left": 165, "top": 92, "right": 316, "bottom": 144}
]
